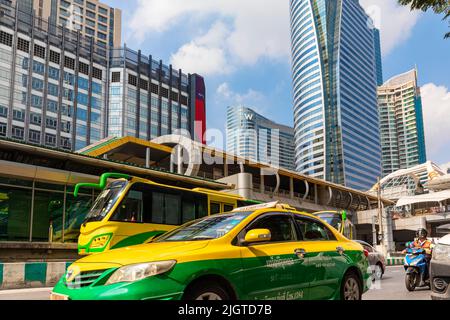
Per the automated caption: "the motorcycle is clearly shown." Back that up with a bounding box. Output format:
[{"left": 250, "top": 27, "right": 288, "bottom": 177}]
[{"left": 404, "top": 247, "right": 431, "bottom": 292}]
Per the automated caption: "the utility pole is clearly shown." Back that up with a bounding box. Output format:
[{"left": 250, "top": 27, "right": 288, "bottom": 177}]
[
  {"left": 377, "top": 177, "right": 385, "bottom": 251},
  {"left": 372, "top": 215, "right": 377, "bottom": 246}
]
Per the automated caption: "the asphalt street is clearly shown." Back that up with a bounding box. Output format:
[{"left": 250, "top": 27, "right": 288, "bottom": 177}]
[
  {"left": 364, "top": 266, "right": 431, "bottom": 300},
  {"left": 0, "top": 266, "right": 432, "bottom": 300}
]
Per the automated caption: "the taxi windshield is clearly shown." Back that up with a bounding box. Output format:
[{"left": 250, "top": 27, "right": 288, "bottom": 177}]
[
  {"left": 155, "top": 212, "right": 252, "bottom": 242},
  {"left": 315, "top": 213, "right": 342, "bottom": 230},
  {"left": 83, "top": 180, "right": 128, "bottom": 223}
]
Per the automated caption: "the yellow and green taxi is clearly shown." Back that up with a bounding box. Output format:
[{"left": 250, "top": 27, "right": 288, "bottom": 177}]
[{"left": 51, "top": 202, "right": 371, "bottom": 300}]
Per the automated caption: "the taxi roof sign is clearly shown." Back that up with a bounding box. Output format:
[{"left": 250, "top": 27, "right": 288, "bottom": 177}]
[{"left": 233, "top": 201, "right": 295, "bottom": 212}]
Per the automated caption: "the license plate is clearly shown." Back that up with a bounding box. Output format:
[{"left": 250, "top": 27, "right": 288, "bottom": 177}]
[{"left": 50, "top": 293, "right": 69, "bottom": 300}]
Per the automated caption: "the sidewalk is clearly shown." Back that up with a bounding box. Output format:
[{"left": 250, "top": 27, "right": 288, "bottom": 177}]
[{"left": 0, "top": 262, "right": 73, "bottom": 290}]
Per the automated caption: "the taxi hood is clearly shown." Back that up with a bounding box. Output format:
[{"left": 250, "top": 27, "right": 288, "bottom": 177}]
[{"left": 75, "top": 241, "right": 210, "bottom": 266}]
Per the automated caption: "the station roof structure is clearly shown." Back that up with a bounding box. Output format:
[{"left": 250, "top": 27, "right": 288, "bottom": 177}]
[{"left": 78, "top": 135, "right": 393, "bottom": 209}]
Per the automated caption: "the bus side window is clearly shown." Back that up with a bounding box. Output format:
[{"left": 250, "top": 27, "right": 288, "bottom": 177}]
[
  {"left": 224, "top": 204, "right": 234, "bottom": 212},
  {"left": 151, "top": 192, "right": 165, "bottom": 224},
  {"left": 210, "top": 202, "right": 221, "bottom": 215},
  {"left": 182, "top": 197, "right": 196, "bottom": 224},
  {"left": 196, "top": 196, "right": 208, "bottom": 219},
  {"left": 165, "top": 193, "right": 181, "bottom": 225}
]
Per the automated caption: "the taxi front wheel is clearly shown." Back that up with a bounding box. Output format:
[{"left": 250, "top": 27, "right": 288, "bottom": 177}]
[{"left": 183, "top": 281, "right": 230, "bottom": 301}]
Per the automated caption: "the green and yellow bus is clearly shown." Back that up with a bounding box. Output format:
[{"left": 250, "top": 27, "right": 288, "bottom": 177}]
[
  {"left": 75, "top": 173, "right": 258, "bottom": 255},
  {"left": 313, "top": 210, "right": 356, "bottom": 240}
]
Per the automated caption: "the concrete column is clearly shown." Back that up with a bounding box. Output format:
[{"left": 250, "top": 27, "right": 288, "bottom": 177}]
[
  {"left": 260, "top": 174, "right": 265, "bottom": 194},
  {"left": 177, "top": 145, "right": 183, "bottom": 175},
  {"left": 223, "top": 160, "right": 228, "bottom": 177},
  {"left": 290, "top": 177, "right": 294, "bottom": 199},
  {"left": 145, "top": 147, "right": 150, "bottom": 168},
  {"left": 314, "top": 184, "right": 318, "bottom": 205},
  {"left": 382, "top": 205, "right": 395, "bottom": 254}
]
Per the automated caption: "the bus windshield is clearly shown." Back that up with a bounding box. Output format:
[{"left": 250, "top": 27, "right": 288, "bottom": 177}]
[
  {"left": 155, "top": 212, "right": 252, "bottom": 242},
  {"left": 83, "top": 180, "right": 128, "bottom": 223}
]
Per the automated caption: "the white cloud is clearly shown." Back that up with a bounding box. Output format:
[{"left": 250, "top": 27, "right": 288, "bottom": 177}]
[
  {"left": 170, "top": 22, "right": 232, "bottom": 76},
  {"left": 360, "top": 0, "right": 421, "bottom": 56},
  {"left": 128, "top": 0, "right": 290, "bottom": 75},
  {"left": 216, "top": 83, "right": 266, "bottom": 110},
  {"left": 128, "top": 0, "right": 421, "bottom": 74},
  {"left": 421, "top": 83, "right": 450, "bottom": 162}
]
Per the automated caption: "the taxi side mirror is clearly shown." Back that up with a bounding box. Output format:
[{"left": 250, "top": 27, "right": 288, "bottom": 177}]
[{"left": 243, "top": 229, "right": 271, "bottom": 245}]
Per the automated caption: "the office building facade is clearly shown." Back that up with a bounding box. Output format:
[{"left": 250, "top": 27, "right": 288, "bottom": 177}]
[
  {"left": 0, "top": 2, "right": 207, "bottom": 151},
  {"left": 226, "top": 106, "right": 296, "bottom": 171},
  {"left": 290, "top": 0, "right": 382, "bottom": 190},
  {"left": 0, "top": 1, "right": 108, "bottom": 151},
  {"left": 378, "top": 69, "right": 427, "bottom": 177},
  {"left": 108, "top": 47, "right": 206, "bottom": 144},
  {"left": 10, "top": 0, "right": 122, "bottom": 49}
]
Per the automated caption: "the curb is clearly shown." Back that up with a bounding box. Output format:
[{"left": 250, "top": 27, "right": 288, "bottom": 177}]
[
  {"left": 386, "top": 258, "right": 404, "bottom": 266},
  {"left": 0, "top": 262, "right": 73, "bottom": 290}
]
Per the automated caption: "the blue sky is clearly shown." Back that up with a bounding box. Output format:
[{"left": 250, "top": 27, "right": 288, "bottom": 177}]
[{"left": 104, "top": 0, "right": 450, "bottom": 165}]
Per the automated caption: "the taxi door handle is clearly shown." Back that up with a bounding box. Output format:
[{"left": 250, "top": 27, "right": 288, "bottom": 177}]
[
  {"left": 337, "top": 246, "right": 345, "bottom": 255},
  {"left": 294, "top": 248, "right": 306, "bottom": 259}
]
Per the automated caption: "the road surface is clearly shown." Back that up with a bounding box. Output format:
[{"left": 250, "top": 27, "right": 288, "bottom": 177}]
[{"left": 0, "top": 266, "right": 432, "bottom": 300}]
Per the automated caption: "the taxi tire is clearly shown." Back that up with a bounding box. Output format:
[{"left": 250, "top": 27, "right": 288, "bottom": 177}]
[
  {"left": 184, "top": 282, "right": 231, "bottom": 301},
  {"left": 341, "top": 272, "right": 362, "bottom": 301}
]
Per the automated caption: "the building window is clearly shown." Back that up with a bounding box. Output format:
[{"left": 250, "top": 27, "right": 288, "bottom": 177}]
[
  {"left": 151, "top": 83, "right": 159, "bottom": 95},
  {"left": 92, "top": 67, "right": 102, "bottom": 80},
  {"left": 13, "top": 109, "right": 25, "bottom": 121},
  {"left": 32, "top": 61, "right": 45, "bottom": 75},
  {"left": 92, "top": 82, "right": 102, "bottom": 95},
  {"left": 17, "top": 38, "right": 30, "bottom": 53},
  {"left": 47, "top": 100, "right": 58, "bottom": 113},
  {"left": 49, "top": 51, "right": 60, "bottom": 64},
  {"left": 0, "top": 31, "right": 13, "bottom": 47},
  {"left": 180, "top": 95, "right": 188, "bottom": 106},
  {"left": 12, "top": 126, "right": 24, "bottom": 139},
  {"left": 64, "top": 56, "right": 75, "bottom": 70},
  {"left": 46, "top": 117, "right": 57, "bottom": 129},
  {"left": 0, "top": 106, "right": 7, "bottom": 118},
  {"left": 0, "top": 123, "right": 6, "bottom": 136},
  {"left": 31, "top": 95, "right": 43, "bottom": 109},
  {"left": 128, "top": 74, "right": 137, "bottom": 87},
  {"left": 79, "top": 62, "right": 89, "bottom": 75},
  {"left": 29, "top": 130, "right": 41, "bottom": 143},
  {"left": 34, "top": 44, "right": 46, "bottom": 59},
  {"left": 45, "top": 133, "right": 56, "bottom": 146},
  {"left": 60, "top": 137, "right": 71, "bottom": 149},
  {"left": 30, "top": 113, "right": 41, "bottom": 125},
  {"left": 160, "top": 87, "right": 169, "bottom": 99},
  {"left": 111, "top": 72, "right": 121, "bottom": 83},
  {"left": 48, "top": 83, "right": 59, "bottom": 97},
  {"left": 139, "top": 78, "right": 148, "bottom": 91},
  {"left": 170, "top": 91, "right": 179, "bottom": 101},
  {"left": 48, "top": 66, "right": 60, "bottom": 80}
]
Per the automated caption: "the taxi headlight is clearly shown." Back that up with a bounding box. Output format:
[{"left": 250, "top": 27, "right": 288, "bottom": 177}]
[
  {"left": 105, "top": 260, "right": 176, "bottom": 285},
  {"left": 433, "top": 244, "right": 450, "bottom": 261}
]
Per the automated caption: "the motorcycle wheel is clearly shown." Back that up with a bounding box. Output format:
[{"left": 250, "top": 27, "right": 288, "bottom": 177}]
[{"left": 405, "top": 273, "right": 419, "bottom": 292}]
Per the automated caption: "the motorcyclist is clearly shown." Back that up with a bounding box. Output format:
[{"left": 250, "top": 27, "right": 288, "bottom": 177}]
[
  {"left": 402, "top": 228, "right": 433, "bottom": 286},
  {"left": 402, "top": 228, "right": 433, "bottom": 257}
]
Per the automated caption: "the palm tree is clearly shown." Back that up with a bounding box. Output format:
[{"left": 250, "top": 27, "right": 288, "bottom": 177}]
[{"left": 398, "top": 0, "right": 450, "bottom": 38}]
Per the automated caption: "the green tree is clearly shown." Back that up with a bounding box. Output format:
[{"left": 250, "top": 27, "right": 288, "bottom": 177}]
[{"left": 398, "top": 0, "right": 450, "bottom": 38}]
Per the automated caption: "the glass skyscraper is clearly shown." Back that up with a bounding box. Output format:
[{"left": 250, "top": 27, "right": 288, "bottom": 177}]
[
  {"left": 227, "top": 106, "right": 296, "bottom": 171},
  {"left": 378, "top": 69, "right": 427, "bottom": 177},
  {"left": 290, "top": 0, "right": 382, "bottom": 190},
  {"left": 108, "top": 47, "right": 206, "bottom": 143}
]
